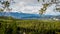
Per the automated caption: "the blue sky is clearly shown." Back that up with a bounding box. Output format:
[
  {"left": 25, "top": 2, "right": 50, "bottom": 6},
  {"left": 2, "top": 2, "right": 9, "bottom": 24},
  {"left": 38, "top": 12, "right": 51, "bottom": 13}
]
[{"left": 0, "top": 0, "right": 60, "bottom": 15}]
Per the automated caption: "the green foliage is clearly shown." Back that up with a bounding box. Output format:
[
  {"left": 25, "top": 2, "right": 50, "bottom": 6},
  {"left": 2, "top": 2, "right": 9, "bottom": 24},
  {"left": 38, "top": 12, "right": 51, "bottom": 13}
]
[
  {"left": 3, "top": 1, "right": 10, "bottom": 8},
  {"left": 38, "top": 0, "right": 60, "bottom": 15},
  {"left": 39, "top": 4, "right": 49, "bottom": 15},
  {"left": 38, "top": 0, "right": 40, "bottom": 2},
  {"left": 38, "top": 0, "right": 44, "bottom": 2},
  {"left": 56, "top": 8, "right": 60, "bottom": 12},
  {"left": 0, "top": 16, "right": 60, "bottom": 34},
  {"left": 0, "top": 1, "right": 10, "bottom": 12},
  {"left": 0, "top": 9, "right": 4, "bottom": 12}
]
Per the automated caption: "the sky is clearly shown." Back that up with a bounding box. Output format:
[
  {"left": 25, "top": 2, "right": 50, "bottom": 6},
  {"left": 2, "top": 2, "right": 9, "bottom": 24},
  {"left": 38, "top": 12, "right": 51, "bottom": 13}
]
[{"left": 0, "top": 0, "right": 60, "bottom": 15}]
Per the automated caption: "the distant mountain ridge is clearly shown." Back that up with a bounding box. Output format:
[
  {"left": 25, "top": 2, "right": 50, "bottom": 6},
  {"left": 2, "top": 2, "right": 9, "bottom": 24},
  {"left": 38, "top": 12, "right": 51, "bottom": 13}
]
[{"left": 0, "top": 12, "right": 60, "bottom": 19}]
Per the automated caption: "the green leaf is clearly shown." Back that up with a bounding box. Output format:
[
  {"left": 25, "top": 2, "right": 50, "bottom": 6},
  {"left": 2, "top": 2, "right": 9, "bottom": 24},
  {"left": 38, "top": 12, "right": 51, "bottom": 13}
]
[{"left": 38, "top": 0, "right": 40, "bottom": 2}]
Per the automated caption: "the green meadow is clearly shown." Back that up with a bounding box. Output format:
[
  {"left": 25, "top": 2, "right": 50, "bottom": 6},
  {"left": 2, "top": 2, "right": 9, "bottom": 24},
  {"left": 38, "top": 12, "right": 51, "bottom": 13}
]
[{"left": 0, "top": 16, "right": 60, "bottom": 34}]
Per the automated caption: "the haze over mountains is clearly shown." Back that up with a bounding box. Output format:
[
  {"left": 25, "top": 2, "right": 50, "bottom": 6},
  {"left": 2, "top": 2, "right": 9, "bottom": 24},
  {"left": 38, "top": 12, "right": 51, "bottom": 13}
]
[{"left": 0, "top": 12, "right": 60, "bottom": 19}]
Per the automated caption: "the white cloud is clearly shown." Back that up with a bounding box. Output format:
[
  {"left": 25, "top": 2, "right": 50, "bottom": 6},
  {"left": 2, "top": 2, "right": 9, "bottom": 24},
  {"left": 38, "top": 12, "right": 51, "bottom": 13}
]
[
  {"left": 45, "top": 4, "right": 60, "bottom": 15},
  {"left": 2, "top": 0, "right": 60, "bottom": 15},
  {"left": 9, "top": 0, "right": 43, "bottom": 14}
]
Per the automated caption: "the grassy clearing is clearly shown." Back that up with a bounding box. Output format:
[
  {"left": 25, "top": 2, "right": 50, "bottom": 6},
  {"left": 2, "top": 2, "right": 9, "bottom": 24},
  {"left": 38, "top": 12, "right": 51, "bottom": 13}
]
[{"left": 0, "top": 16, "right": 60, "bottom": 34}]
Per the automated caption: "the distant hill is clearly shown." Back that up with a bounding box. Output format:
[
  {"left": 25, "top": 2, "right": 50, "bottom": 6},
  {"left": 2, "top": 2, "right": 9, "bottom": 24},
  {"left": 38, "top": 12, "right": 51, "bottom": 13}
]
[{"left": 0, "top": 12, "right": 60, "bottom": 19}]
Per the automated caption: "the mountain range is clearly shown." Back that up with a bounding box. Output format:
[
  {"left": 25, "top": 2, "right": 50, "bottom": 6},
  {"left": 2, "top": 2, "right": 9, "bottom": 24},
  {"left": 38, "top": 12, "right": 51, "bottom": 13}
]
[{"left": 0, "top": 12, "right": 60, "bottom": 19}]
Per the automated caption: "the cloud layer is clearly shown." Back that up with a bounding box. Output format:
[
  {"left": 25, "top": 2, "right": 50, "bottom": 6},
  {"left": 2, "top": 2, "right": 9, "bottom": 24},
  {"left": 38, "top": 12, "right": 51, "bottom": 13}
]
[
  {"left": 0, "top": 0, "right": 60, "bottom": 15},
  {"left": 9, "top": 0, "right": 43, "bottom": 14}
]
